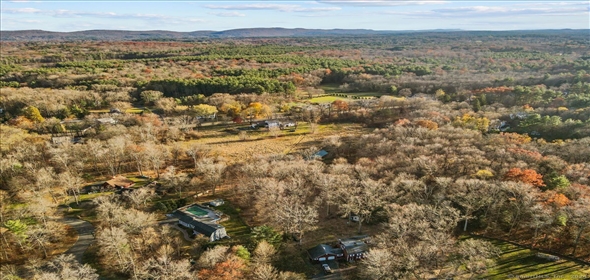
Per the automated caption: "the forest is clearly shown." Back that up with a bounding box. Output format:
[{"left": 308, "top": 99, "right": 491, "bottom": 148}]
[{"left": 0, "top": 30, "right": 589, "bottom": 279}]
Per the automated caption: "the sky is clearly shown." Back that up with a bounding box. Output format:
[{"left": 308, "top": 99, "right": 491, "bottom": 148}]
[{"left": 1, "top": 0, "right": 589, "bottom": 32}]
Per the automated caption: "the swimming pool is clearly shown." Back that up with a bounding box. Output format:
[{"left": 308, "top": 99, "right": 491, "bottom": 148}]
[{"left": 186, "top": 205, "right": 209, "bottom": 217}]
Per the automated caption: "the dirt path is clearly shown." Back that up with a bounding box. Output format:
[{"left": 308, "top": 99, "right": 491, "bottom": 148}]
[{"left": 62, "top": 218, "right": 95, "bottom": 264}]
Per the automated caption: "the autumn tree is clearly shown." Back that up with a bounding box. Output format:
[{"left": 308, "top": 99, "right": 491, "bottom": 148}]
[
  {"left": 191, "top": 104, "right": 218, "bottom": 118},
  {"left": 22, "top": 106, "right": 45, "bottom": 123},
  {"left": 504, "top": 168, "right": 545, "bottom": 188},
  {"left": 331, "top": 100, "right": 349, "bottom": 115},
  {"left": 242, "top": 102, "right": 272, "bottom": 123}
]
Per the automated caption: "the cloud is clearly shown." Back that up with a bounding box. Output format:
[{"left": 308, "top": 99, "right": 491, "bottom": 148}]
[
  {"left": 318, "top": 0, "right": 447, "bottom": 6},
  {"left": 208, "top": 11, "right": 246, "bottom": 17},
  {"left": 2, "top": 17, "right": 42, "bottom": 24},
  {"left": 431, "top": 5, "right": 589, "bottom": 17},
  {"left": 378, "top": 2, "right": 589, "bottom": 18},
  {"left": 1, "top": 7, "right": 205, "bottom": 24},
  {"left": 205, "top": 4, "right": 341, "bottom": 13},
  {"left": 3, "top": 7, "right": 41, "bottom": 13}
]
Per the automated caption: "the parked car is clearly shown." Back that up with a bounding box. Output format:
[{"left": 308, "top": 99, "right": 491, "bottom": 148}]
[{"left": 322, "top": 264, "right": 332, "bottom": 274}]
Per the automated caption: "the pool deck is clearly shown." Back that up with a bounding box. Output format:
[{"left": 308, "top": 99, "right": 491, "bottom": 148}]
[{"left": 178, "top": 204, "right": 221, "bottom": 221}]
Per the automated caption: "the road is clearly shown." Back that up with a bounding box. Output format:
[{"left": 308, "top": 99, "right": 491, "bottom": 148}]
[{"left": 61, "top": 218, "right": 95, "bottom": 264}]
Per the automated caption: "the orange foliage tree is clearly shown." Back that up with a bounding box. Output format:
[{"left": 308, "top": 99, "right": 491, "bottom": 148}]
[
  {"left": 414, "top": 120, "right": 438, "bottom": 130},
  {"left": 198, "top": 257, "right": 245, "bottom": 280},
  {"left": 331, "top": 100, "right": 349, "bottom": 114},
  {"left": 544, "top": 191, "right": 571, "bottom": 208},
  {"left": 504, "top": 168, "right": 545, "bottom": 187}
]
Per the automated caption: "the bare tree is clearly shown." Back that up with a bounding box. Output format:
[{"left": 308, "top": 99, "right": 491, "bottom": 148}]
[
  {"left": 143, "top": 142, "right": 169, "bottom": 179},
  {"left": 252, "top": 240, "right": 276, "bottom": 265},
  {"left": 35, "top": 167, "right": 62, "bottom": 204},
  {"left": 197, "top": 245, "right": 229, "bottom": 269},
  {"left": 566, "top": 197, "right": 590, "bottom": 256},
  {"left": 96, "top": 226, "right": 135, "bottom": 274},
  {"left": 185, "top": 143, "right": 209, "bottom": 174},
  {"left": 453, "top": 239, "right": 500, "bottom": 278},
  {"left": 160, "top": 166, "right": 190, "bottom": 197},
  {"left": 196, "top": 158, "right": 226, "bottom": 196},
  {"left": 360, "top": 248, "right": 395, "bottom": 280},
  {"left": 104, "top": 136, "right": 128, "bottom": 177},
  {"left": 528, "top": 204, "right": 553, "bottom": 243},
  {"left": 59, "top": 171, "right": 85, "bottom": 205},
  {"left": 125, "top": 187, "right": 156, "bottom": 209},
  {"left": 34, "top": 254, "right": 99, "bottom": 280},
  {"left": 451, "top": 179, "right": 493, "bottom": 231},
  {"left": 251, "top": 263, "right": 279, "bottom": 280},
  {"left": 338, "top": 178, "right": 387, "bottom": 233},
  {"left": 272, "top": 197, "right": 318, "bottom": 245},
  {"left": 136, "top": 245, "right": 196, "bottom": 280}
]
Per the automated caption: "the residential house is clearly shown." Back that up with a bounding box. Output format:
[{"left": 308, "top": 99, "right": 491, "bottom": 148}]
[
  {"left": 307, "top": 244, "right": 344, "bottom": 262},
  {"left": 338, "top": 236, "right": 370, "bottom": 261},
  {"left": 263, "top": 120, "right": 281, "bottom": 128},
  {"left": 172, "top": 204, "right": 228, "bottom": 242},
  {"left": 102, "top": 176, "right": 135, "bottom": 189}
]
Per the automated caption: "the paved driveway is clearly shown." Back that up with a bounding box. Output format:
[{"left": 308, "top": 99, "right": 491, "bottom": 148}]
[{"left": 62, "top": 218, "right": 95, "bottom": 263}]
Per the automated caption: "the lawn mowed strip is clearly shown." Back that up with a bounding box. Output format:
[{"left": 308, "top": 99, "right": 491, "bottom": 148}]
[{"left": 479, "top": 238, "right": 590, "bottom": 279}]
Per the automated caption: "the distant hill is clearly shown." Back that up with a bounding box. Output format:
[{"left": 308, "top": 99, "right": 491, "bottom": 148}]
[
  {"left": 0, "top": 28, "right": 451, "bottom": 41},
  {"left": 2, "top": 28, "right": 586, "bottom": 41}
]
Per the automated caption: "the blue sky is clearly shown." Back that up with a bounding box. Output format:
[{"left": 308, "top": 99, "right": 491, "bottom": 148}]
[{"left": 1, "top": 1, "right": 589, "bottom": 31}]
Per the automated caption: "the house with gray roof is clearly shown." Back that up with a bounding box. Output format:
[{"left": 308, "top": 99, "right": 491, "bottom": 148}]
[
  {"left": 172, "top": 204, "right": 228, "bottom": 242},
  {"left": 307, "top": 244, "right": 344, "bottom": 262},
  {"left": 338, "top": 235, "right": 370, "bottom": 261}
]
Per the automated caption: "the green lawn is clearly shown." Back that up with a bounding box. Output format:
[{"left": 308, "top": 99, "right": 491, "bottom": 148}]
[
  {"left": 308, "top": 96, "right": 350, "bottom": 104},
  {"left": 480, "top": 238, "right": 590, "bottom": 279},
  {"left": 212, "top": 203, "right": 252, "bottom": 246}
]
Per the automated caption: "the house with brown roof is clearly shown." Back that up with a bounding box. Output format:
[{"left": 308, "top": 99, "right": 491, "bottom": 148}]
[{"left": 102, "top": 176, "right": 135, "bottom": 189}]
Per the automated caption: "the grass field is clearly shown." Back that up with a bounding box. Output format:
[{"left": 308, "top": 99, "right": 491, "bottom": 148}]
[
  {"left": 308, "top": 95, "right": 350, "bottom": 103},
  {"left": 479, "top": 238, "right": 590, "bottom": 279},
  {"left": 88, "top": 107, "right": 144, "bottom": 114},
  {"left": 184, "top": 122, "right": 368, "bottom": 163}
]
